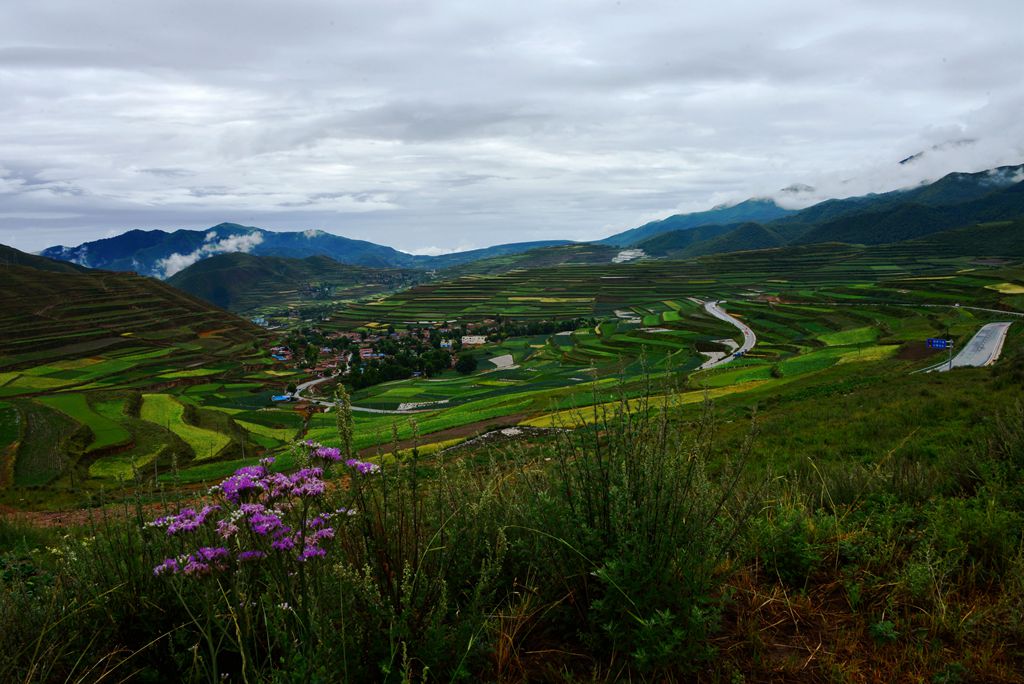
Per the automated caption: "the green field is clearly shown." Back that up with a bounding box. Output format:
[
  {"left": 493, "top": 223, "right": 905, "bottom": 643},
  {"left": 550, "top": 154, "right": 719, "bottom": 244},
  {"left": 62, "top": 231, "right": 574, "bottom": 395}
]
[
  {"left": 140, "top": 394, "right": 231, "bottom": 461},
  {"left": 36, "top": 394, "right": 131, "bottom": 453},
  {"left": 4, "top": 239, "right": 1024, "bottom": 496}
]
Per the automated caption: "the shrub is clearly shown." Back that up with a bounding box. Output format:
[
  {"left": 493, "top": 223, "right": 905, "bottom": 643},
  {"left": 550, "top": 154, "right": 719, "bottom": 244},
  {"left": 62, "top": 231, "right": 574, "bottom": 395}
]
[
  {"left": 498, "top": 394, "right": 758, "bottom": 672},
  {"left": 755, "top": 507, "right": 822, "bottom": 588}
]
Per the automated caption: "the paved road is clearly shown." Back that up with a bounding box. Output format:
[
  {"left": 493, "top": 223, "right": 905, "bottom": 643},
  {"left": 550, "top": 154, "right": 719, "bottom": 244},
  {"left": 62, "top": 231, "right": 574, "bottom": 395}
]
[
  {"left": 698, "top": 300, "right": 757, "bottom": 370},
  {"left": 292, "top": 375, "right": 332, "bottom": 401},
  {"left": 930, "top": 321, "right": 1013, "bottom": 372},
  {"left": 292, "top": 374, "right": 429, "bottom": 413}
]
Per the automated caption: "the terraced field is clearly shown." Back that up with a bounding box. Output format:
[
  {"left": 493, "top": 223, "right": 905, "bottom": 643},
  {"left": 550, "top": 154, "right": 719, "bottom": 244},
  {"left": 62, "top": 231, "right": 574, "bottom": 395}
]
[
  {"left": 264, "top": 243, "right": 1024, "bottom": 484},
  {"left": 0, "top": 260, "right": 313, "bottom": 502},
  {"left": 5, "top": 241, "right": 1024, "bottom": 499}
]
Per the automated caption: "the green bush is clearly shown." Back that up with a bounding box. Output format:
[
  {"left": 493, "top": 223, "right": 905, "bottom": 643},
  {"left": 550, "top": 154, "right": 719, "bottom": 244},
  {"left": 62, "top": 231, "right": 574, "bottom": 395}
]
[
  {"left": 755, "top": 507, "right": 822, "bottom": 588},
  {"left": 499, "top": 395, "right": 757, "bottom": 671}
]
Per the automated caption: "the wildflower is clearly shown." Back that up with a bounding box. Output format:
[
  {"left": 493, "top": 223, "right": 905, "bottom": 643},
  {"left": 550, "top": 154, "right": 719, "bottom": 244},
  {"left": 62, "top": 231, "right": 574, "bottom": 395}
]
[
  {"left": 271, "top": 537, "right": 296, "bottom": 552},
  {"left": 238, "top": 550, "right": 266, "bottom": 563},
  {"left": 153, "top": 557, "right": 179, "bottom": 576},
  {"left": 345, "top": 458, "right": 381, "bottom": 475},
  {"left": 248, "top": 510, "right": 285, "bottom": 536},
  {"left": 307, "top": 513, "right": 330, "bottom": 529},
  {"left": 313, "top": 446, "right": 342, "bottom": 462},
  {"left": 289, "top": 467, "right": 326, "bottom": 498},
  {"left": 263, "top": 471, "right": 294, "bottom": 500},
  {"left": 221, "top": 470, "right": 266, "bottom": 504},
  {"left": 182, "top": 547, "right": 230, "bottom": 576},
  {"left": 152, "top": 505, "right": 221, "bottom": 536},
  {"left": 216, "top": 519, "right": 239, "bottom": 539},
  {"left": 299, "top": 546, "right": 327, "bottom": 561}
]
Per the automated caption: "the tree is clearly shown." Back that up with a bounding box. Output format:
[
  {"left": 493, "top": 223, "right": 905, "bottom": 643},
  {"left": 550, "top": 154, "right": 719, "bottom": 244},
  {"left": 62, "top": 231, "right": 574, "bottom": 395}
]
[
  {"left": 455, "top": 353, "right": 478, "bottom": 374},
  {"left": 303, "top": 344, "right": 320, "bottom": 368}
]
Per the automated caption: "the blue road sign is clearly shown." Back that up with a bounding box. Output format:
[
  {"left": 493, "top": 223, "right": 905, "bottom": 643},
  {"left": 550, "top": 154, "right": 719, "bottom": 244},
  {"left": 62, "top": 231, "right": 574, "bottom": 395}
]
[{"left": 926, "top": 338, "right": 953, "bottom": 350}]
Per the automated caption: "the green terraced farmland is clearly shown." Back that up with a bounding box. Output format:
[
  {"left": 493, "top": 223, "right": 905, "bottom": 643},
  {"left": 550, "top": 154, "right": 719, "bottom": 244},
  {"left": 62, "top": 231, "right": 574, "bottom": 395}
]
[
  {"left": 35, "top": 394, "right": 131, "bottom": 453},
  {"left": 140, "top": 393, "right": 231, "bottom": 461}
]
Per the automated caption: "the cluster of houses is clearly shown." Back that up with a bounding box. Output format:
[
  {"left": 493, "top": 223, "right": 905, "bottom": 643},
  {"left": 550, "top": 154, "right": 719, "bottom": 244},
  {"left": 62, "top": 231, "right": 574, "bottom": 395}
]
[
  {"left": 269, "top": 346, "right": 292, "bottom": 362},
  {"left": 268, "top": 320, "right": 503, "bottom": 392}
]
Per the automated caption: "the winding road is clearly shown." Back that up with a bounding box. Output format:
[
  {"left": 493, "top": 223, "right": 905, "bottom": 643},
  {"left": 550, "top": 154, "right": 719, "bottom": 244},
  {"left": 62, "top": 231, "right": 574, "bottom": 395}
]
[
  {"left": 927, "top": 321, "right": 1013, "bottom": 372},
  {"left": 291, "top": 375, "right": 430, "bottom": 414},
  {"left": 698, "top": 300, "right": 757, "bottom": 370}
]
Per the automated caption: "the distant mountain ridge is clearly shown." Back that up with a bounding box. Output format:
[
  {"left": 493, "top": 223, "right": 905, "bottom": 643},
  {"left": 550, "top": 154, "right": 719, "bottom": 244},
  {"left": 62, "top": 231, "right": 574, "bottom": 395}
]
[
  {"left": 620, "top": 165, "right": 1024, "bottom": 259},
  {"left": 37, "top": 163, "right": 1024, "bottom": 277},
  {"left": 41, "top": 224, "right": 573, "bottom": 279},
  {"left": 598, "top": 198, "right": 795, "bottom": 247}
]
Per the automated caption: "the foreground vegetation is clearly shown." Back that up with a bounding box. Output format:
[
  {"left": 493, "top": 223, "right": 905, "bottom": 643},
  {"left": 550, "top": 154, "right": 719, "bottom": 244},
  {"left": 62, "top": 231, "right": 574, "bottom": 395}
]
[{"left": 3, "top": 345, "right": 1024, "bottom": 681}]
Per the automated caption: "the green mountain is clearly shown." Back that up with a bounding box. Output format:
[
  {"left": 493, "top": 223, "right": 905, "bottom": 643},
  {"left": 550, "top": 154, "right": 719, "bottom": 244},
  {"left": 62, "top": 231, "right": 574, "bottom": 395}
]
[
  {"left": 795, "top": 181, "right": 1024, "bottom": 246},
  {"left": 0, "top": 244, "right": 91, "bottom": 274},
  {"left": 891, "top": 219, "right": 1024, "bottom": 259},
  {"left": 636, "top": 223, "right": 787, "bottom": 258},
  {"left": 167, "top": 252, "right": 424, "bottom": 312},
  {"left": 40, "top": 224, "right": 573, "bottom": 278},
  {"left": 0, "top": 244, "right": 262, "bottom": 359},
  {"left": 599, "top": 199, "right": 794, "bottom": 247},
  {"left": 631, "top": 224, "right": 735, "bottom": 256},
  {"left": 439, "top": 243, "right": 622, "bottom": 276}
]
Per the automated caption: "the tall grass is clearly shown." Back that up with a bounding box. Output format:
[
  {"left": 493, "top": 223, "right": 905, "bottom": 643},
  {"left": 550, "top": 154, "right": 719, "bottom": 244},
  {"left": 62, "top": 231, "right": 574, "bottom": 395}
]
[{"left": 2, "top": 389, "right": 1024, "bottom": 681}]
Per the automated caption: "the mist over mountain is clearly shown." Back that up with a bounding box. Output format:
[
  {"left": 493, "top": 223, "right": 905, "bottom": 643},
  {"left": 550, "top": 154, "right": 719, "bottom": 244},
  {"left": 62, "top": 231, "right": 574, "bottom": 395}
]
[
  {"left": 41, "top": 224, "right": 572, "bottom": 279},
  {"left": 37, "top": 163, "right": 1024, "bottom": 278}
]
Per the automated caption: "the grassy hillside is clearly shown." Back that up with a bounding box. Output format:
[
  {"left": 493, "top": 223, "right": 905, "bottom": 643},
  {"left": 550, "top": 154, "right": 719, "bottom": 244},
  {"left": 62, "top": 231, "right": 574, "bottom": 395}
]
[
  {"left": 0, "top": 252, "right": 258, "bottom": 360},
  {"left": 0, "top": 246, "right": 303, "bottom": 502},
  {"left": 167, "top": 252, "right": 424, "bottom": 312},
  {"left": 0, "top": 245, "right": 91, "bottom": 274},
  {"left": 641, "top": 222, "right": 787, "bottom": 258},
  {"left": 439, "top": 242, "right": 620, "bottom": 276},
  {"left": 600, "top": 198, "right": 793, "bottom": 247}
]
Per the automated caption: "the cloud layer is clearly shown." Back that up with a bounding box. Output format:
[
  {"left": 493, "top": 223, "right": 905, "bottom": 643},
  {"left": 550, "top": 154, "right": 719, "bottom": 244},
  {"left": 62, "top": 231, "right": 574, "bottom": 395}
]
[
  {"left": 156, "top": 231, "right": 264, "bottom": 278},
  {"left": 0, "top": 0, "right": 1022, "bottom": 253}
]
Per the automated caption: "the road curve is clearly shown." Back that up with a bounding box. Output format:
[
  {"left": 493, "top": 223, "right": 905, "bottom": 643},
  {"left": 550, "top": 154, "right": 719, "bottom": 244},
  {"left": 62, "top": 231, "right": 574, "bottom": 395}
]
[
  {"left": 699, "top": 300, "right": 757, "bottom": 370},
  {"left": 292, "top": 375, "right": 430, "bottom": 413},
  {"left": 930, "top": 321, "right": 1013, "bottom": 372}
]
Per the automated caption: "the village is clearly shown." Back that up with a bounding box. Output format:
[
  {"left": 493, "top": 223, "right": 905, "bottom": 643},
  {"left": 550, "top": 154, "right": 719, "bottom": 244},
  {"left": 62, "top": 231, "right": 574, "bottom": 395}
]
[{"left": 266, "top": 315, "right": 592, "bottom": 399}]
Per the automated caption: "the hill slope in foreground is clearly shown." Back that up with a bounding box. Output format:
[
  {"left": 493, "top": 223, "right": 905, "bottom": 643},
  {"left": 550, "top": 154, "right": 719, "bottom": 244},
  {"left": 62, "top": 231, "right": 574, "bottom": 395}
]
[{"left": 0, "top": 246, "right": 302, "bottom": 503}]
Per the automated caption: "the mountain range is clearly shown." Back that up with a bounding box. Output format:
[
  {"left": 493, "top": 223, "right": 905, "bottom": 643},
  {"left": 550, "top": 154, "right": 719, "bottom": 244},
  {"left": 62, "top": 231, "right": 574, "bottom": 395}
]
[
  {"left": 33, "top": 163, "right": 1024, "bottom": 285},
  {"left": 39, "top": 225, "right": 570, "bottom": 278}
]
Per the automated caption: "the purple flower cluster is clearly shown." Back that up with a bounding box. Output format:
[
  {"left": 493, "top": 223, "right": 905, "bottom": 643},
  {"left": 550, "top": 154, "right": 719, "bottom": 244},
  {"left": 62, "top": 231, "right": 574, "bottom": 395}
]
[
  {"left": 346, "top": 458, "right": 381, "bottom": 475},
  {"left": 151, "top": 455, "right": 346, "bottom": 577},
  {"left": 149, "top": 505, "right": 221, "bottom": 536},
  {"left": 154, "top": 547, "right": 230, "bottom": 577},
  {"left": 219, "top": 465, "right": 268, "bottom": 504},
  {"left": 314, "top": 446, "right": 342, "bottom": 462}
]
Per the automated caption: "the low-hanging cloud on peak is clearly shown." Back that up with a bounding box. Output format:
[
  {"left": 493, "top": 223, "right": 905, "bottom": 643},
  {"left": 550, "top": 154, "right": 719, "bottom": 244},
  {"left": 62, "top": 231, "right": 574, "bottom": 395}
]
[{"left": 156, "top": 231, "right": 264, "bottom": 278}]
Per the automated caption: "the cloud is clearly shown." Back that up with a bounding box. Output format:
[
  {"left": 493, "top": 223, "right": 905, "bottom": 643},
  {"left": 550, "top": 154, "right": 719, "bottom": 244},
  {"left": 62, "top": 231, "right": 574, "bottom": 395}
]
[
  {"left": 155, "top": 231, "right": 264, "bottom": 278},
  {"left": 0, "top": 0, "right": 1021, "bottom": 252},
  {"left": 407, "top": 244, "right": 476, "bottom": 256}
]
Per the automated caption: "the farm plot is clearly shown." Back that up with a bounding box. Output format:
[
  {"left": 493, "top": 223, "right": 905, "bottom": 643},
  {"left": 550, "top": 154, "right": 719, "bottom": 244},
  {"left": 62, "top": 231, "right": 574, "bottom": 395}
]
[
  {"left": 36, "top": 394, "right": 132, "bottom": 453},
  {"left": 140, "top": 393, "right": 231, "bottom": 461}
]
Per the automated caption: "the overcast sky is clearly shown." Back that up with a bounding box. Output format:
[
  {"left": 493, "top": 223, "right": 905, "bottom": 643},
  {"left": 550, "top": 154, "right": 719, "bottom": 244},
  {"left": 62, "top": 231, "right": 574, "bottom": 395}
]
[{"left": 1, "top": 0, "right": 1022, "bottom": 254}]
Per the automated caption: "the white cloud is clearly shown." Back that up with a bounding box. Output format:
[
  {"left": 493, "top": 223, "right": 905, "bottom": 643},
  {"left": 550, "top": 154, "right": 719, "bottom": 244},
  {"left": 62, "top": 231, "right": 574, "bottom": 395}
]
[
  {"left": 155, "top": 231, "right": 264, "bottom": 278},
  {"left": 0, "top": 0, "right": 1021, "bottom": 252},
  {"left": 407, "top": 244, "right": 476, "bottom": 256}
]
